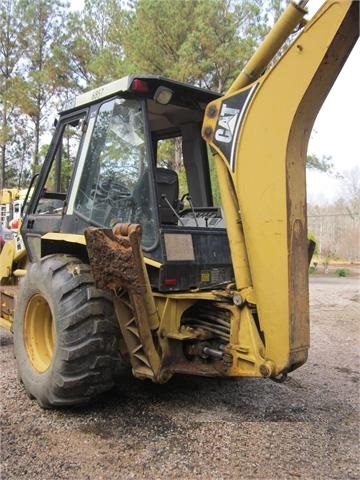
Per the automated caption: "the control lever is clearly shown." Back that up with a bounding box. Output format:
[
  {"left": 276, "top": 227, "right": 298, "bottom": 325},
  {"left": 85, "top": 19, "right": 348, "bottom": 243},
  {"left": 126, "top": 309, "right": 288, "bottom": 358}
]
[
  {"left": 181, "top": 193, "right": 199, "bottom": 227},
  {"left": 161, "top": 194, "right": 184, "bottom": 226}
]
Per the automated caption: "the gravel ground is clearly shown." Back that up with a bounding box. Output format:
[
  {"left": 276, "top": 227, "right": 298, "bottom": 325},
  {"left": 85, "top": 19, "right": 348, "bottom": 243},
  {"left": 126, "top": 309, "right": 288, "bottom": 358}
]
[{"left": 1, "top": 277, "right": 359, "bottom": 480}]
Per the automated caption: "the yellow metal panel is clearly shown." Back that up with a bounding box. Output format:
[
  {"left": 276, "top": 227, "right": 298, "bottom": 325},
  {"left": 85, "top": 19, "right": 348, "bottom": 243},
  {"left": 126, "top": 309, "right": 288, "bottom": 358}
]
[
  {"left": 0, "top": 188, "right": 21, "bottom": 203},
  {"left": 203, "top": 0, "right": 358, "bottom": 375},
  {"left": 0, "top": 240, "right": 16, "bottom": 281},
  {"left": 0, "top": 317, "right": 12, "bottom": 331},
  {"left": 226, "top": 305, "right": 267, "bottom": 377},
  {"left": 233, "top": 0, "right": 358, "bottom": 372},
  {"left": 0, "top": 287, "right": 16, "bottom": 331},
  {"left": 41, "top": 232, "right": 87, "bottom": 244},
  {"left": 144, "top": 257, "right": 162, "bottom": 268}
]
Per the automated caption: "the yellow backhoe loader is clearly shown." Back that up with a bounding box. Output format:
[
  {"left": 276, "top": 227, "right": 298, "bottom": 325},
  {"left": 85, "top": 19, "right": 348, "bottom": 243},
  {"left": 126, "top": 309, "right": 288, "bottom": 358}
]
[{"left": 0, "top": 0, "right": 358, "bottom": 407}]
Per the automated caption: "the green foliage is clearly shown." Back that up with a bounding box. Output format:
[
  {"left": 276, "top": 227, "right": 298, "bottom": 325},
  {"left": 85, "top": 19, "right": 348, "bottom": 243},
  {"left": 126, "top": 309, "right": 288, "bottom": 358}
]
[
  {"left": 156, "top": 137, "right": 189, "bottom": 198},
  {"left": 1, "top": 0, "right": 74, "bottom": 186},
  {"left": 2, "top": 0, "right": 337, "bottom": 191},
  {"left": 1, "top": 0, "right": 29, "bottom": 187},
  {"left": 65, "top": 0, "right": 127, "bottom": 87},
  {"left": 120, "top": 0, "right": 269, "bottom": 91},
  {"left": 177, "top": 168, "right": 188, "bottom": 201},
  {"left": 209, "top": 152, "right": 221, "bottom": 206},
  {"left": 306, "top": 154, "right": 333, "bottom": 173},
  {"left": 308, "top": 231, "right": 318, "bottom": 256},
  {"left": 0, "top": 0, "right": 285, "bottom": 188},
  {"left": 21, "top": 0, "right": 73, "bottom": 165},
  {"left": 335, "top": 268, "right": 350, "bottom": 277}
]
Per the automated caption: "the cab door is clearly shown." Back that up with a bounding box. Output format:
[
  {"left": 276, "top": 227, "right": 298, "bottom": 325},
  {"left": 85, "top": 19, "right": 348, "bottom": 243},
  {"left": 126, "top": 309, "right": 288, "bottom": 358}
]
[{"left": 21, "top": 111, "right": 87, "bottom": 262}]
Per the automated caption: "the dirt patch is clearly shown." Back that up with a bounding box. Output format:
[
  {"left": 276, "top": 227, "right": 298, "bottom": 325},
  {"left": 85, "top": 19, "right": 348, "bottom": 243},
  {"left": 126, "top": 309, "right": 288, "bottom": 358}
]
[{"left": 1, "top": 277, "right": 359, "bottom": 479}]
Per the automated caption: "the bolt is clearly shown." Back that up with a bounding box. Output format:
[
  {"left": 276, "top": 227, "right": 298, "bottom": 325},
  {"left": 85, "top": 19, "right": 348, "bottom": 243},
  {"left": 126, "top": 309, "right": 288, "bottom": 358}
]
[
  {"left": 223, "top": 352, "right": 233, "bottom": 367},
  {"left": 260, "top": 364, "right": 271, "bottom": 377},
  {"left": 158, "top": 370, "right": 172, "bottom": 384},
  {"left": 233, "top": 293, "right": 244, "bottom": 306},
  {"left": 203, "top": 127, "right": 213, "bottom": 138},
  {"left": 260, "top": 361, "right": 275, "bottom": 377},
  {"left": 207, "top": 105, "right": 217, "bottom": 118}
]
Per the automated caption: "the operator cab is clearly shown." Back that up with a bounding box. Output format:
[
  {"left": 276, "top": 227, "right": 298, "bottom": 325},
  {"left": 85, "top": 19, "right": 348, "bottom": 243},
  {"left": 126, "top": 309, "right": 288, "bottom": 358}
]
[{"left": 21, "top": 75, "right": 234, "bottom": 291}]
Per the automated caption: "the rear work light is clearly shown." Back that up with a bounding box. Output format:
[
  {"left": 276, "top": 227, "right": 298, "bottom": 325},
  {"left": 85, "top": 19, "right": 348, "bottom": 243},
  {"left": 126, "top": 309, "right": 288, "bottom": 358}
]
[{"left": 130, "top": 79, "right": 149, "bottom": 94}]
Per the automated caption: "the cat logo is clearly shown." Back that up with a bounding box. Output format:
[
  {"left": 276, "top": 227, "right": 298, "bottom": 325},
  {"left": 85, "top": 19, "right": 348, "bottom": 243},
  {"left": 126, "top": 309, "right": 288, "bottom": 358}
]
[{"left": 214, "top": 104, "right": 240, "bottom": 144}]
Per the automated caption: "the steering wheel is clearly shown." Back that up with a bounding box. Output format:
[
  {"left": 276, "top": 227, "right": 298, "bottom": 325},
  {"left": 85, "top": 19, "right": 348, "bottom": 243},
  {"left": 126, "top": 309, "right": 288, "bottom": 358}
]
[{"left": 98, "top": 180, "right": 131, "bottom": 198}]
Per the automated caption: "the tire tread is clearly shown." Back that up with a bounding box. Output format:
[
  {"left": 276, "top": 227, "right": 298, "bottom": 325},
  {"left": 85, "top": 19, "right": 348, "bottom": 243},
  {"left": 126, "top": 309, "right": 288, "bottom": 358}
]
[{"left": 14, "top": 254, "right": 124, "bottom": 408}]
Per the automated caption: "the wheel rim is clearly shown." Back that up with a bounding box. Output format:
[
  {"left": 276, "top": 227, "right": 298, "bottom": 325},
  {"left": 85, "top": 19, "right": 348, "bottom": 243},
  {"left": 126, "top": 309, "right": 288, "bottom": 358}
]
[{"left": 24, "top": 294, "right": 55, "bottom": 373}]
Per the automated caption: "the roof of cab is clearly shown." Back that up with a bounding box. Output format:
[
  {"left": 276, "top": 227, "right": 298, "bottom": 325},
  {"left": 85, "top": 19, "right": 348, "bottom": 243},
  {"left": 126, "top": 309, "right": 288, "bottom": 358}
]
[{"left": 62, "top": 74, "right": 219, "bottom": 112}]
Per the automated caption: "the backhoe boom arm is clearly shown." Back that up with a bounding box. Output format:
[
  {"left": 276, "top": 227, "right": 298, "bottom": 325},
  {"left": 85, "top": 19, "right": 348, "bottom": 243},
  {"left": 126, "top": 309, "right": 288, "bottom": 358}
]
[{"left": 202, "top": 0, "right": 359, "bottom": 374}]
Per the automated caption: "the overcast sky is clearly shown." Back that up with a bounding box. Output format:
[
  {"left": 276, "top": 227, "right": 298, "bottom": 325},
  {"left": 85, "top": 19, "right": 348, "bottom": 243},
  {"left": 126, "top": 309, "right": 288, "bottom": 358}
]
[
  {"left": 305, "top": 1, "right": 359, "bottom": 204},
  {"left": 306, "top": 40, "right": 359, "bottom": 204}
]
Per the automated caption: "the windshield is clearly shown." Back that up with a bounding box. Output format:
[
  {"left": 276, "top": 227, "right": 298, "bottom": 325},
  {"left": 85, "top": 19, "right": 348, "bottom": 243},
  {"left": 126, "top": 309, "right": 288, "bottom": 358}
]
[{"left": 74, "top": 98, "right": 156, "bottom": 248}]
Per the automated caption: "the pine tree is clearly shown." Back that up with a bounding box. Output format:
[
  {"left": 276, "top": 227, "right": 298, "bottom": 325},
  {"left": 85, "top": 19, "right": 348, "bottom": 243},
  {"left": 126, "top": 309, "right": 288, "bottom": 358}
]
[
  {"left": 0, "top": 0, "right": 30, "bottom": 187},
  {"left": 20, "top": 0, "right": 71, "bottom": 170}
]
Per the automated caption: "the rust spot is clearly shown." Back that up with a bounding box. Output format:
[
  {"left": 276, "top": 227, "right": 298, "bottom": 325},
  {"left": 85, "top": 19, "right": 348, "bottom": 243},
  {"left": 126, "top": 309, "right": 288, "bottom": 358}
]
[
  {"left": 207, "top": 105, "right": 217, "bottom": 118},
  {"left": 84, "top": 223, "right": 146, "bottom": 294},
  {"left": 0, "top": 287, "right": 16, "bottom": 326},
  {"left": 203, "top": 126, "right": 213, "bottom": 139}
]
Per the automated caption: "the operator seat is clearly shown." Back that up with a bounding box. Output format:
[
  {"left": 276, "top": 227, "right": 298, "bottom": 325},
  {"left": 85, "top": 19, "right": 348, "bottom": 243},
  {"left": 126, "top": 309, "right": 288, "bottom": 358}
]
[{"left": 156, "top": 167, "right": 180, "bottom": 225}]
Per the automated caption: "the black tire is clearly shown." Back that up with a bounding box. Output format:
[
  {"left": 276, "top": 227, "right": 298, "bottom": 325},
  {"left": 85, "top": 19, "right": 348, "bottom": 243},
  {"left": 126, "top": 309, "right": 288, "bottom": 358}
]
[{"left": 13, "top": 254, "right": 124, "bottom": 408}]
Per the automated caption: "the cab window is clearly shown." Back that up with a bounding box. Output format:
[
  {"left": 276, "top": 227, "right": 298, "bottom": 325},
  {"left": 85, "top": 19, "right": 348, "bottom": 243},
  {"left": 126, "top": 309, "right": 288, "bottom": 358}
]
[
  {"left": 35, "top": 116, "right": 85, "bottom": 215},
  {"left": 74, "top": 98, "right": 157, "bottom": 248}
]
